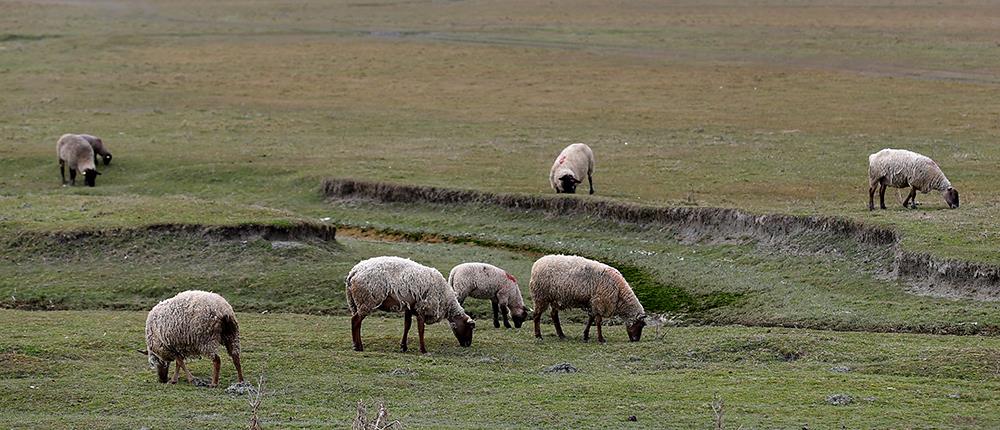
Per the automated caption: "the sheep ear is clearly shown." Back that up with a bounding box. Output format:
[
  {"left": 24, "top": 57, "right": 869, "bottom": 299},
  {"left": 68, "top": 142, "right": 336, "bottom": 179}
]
[
  {"left": 638, "top": 314, "right": 647, "bottom": 320},
  {"left": 95, "top": 170, "right": 102, "bottom": 175},
  {"left": 137, "top": 349, "right": 148, "bottom": 355}
]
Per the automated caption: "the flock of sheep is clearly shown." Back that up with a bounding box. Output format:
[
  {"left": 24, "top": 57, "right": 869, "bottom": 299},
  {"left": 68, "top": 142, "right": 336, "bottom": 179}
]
[
  {"left": 51, "top": 136, "right": 958, "bottom": 386},
  {"left": 140, "top": 253, "right": 646, "bottom": 386}
]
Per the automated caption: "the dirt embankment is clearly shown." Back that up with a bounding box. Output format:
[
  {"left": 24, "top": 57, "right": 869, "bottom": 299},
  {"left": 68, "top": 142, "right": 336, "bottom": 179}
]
[
  {"left": 322, "top": 178, "right": 1000, "bottom": 301},
  {"left": 4, "top": 221, "right": 337, "bottom": 245}
]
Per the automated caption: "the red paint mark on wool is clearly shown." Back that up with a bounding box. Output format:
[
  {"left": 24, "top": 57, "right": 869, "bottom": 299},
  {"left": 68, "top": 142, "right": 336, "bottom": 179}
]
[
  {"left": 505, "top": 273, "right": 517, "bottom": 284},
  {"left": 557, "top": 155, "right": 567, "bottom": 165}
]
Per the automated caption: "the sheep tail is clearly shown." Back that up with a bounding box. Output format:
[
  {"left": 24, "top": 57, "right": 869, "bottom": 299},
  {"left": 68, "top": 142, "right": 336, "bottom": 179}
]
[
  {"left": 220, "top": 314, "right": 241, "bottom": 356},
  {"left": 345, "top": 270, "right": 358, "bottom": 314}
]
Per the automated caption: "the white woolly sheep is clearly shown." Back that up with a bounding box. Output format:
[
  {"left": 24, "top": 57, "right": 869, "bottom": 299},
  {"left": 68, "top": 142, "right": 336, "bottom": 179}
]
[
  {"left": 529, "top": 254, "right": 646, "bottom": 343},
  {"left": 79, "top": 134, "right": 112, "bottom": 166},
  {"left": 448, "top": 262, "right": 530, "bottom": 329},
  {"left": 57, "top": 134, "right": 101, "bottom": 187},
  {"left": 549, "top": 143, "right": 595, "bottom": 194},
  {"left": 868, "top": 148, "right": 959, "bottom": 210},
  {"left": 141, "top": 290, "right": 245, "bottom": 387},
  {"left": 346, "top": 256, "right": 475, "bottom": 353}
]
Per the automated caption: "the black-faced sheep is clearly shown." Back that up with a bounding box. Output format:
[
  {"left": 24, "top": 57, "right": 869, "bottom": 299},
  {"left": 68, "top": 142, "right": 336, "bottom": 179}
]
[
  {"left": 346, "top": 256, "right": 475, "bottom": 353},
  {"left": 448, "top": 262, "right": 529, "bottom": 329},
  {"left": 869, "top": 148, "right": 959, "bottom": 210},
  {"left": 57, "top": 134, "right": 101, "bottom": 187},
  {"left": 141, "top": 290, "right": 245, "bottom": 387},
  {"left": 550, "top": 143, "right": 595, "bottom": 194},
  {"left": 79, "top": 134, "right": 112, "bottom": 166},
  {"left": 529, "top": 255, "right": 646, "bottom": 343}
]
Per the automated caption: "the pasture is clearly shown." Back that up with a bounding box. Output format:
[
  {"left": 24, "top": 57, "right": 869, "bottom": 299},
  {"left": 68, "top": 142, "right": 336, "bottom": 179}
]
[{"left": 2, "top": 0, "right": 1000, "bottom": 428}]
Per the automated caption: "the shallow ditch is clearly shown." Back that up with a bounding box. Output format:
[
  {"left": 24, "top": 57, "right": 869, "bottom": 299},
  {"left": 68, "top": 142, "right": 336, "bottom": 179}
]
[{"left": 322, "top": 177, "right": 1000, "bottom": 301}]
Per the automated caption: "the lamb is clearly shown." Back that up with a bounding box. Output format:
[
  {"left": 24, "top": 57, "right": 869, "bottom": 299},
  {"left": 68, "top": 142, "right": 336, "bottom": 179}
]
[
  {"left": 448, "top": 262, "right": 529, "bottom": 329},
  {"left": 549, "top": 143, "right": 595, "bottom": 194},
  {"left": 79, "top": 134, "right": 112, "bottom": 166},
  {"left": 56, "top": 134, "right": 101, "bottom": 187},
  {"left": 140, "top": 290, "right": 245, "bottom": 387},
  {"left": 346, "top": 256, "right": 475, "bottom": 353},
  {"left": 868, "top": 148, "right": 959, "bottom": 210},
  {"left": 529, "top": 255, "right": 646, "bottom": 343}
]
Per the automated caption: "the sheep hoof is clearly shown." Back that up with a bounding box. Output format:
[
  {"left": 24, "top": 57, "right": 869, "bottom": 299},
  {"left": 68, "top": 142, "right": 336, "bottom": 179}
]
[{"left": 400, "top": 344, "right": 408, "bottom": 353}]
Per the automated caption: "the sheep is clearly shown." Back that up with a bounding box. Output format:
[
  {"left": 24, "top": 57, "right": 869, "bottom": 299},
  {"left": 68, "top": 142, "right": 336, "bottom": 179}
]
[
  {"left": 549, "top": 143, "right": 595, "bottom": 194},
  {"left": 448, "top": 262, "right": 529, "bottom": 329},
  {"left": 529, "top": 254, "right": 646, "bottom": 343},
  {"left": 56, "top": 134, "right": 101, "bottom": 187},
  {"left": 140, "top": 290, "right": 245, "bottom": 387},
  {"left": 868, "top": 148, "right": 959, "bottom": 210},
  {"left": 79, "top": 134, "right": 112, "bottom": 166},
  {"left": 346, "top": 256, "right": 475, "bottom": 353}
]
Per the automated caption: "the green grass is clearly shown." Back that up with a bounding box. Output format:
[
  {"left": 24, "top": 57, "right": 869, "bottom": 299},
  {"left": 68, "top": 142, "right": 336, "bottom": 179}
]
[
  {"left": 2, "top": 310, "right": 999, "bottom": 429},
  {"left": 4, "top": 0, "right": 1000, "bottom": 427}
]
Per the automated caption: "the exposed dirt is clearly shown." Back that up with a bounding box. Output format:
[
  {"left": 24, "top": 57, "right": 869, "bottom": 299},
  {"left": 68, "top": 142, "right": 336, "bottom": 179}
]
[
  {"left": 323, "top": 178, "right": 1000, "bottom": 301},
  {"left": 4, "top": 221, "right": 337, "bottom": 245}
]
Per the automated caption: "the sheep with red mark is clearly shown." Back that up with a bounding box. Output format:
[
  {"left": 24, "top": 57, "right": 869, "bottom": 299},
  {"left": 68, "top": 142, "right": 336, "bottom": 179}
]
[
  {"left": 549, "top": 143, "right": 595, "bottom": 194},
  {"left": 346, "top": 256, "right": 475, "bottom": 353},
  {"left": 530, "top": 255, "right": 646, "bottom": 343},
  {"left": 448, "top": 262, "right": 530, "bottom": 329}
]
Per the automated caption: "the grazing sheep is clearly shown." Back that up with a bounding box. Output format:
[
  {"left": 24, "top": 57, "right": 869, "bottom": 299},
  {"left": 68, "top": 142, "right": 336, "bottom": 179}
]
[
  {"left": 549, "top": 143, "right": 595, "bottom": 194},
  {"left": 141, "top": 290, "right": 245, "bottom": 387},
  {"left": 346, "top": 256, "right": 475, "bottom": 353},
  {"left": 868, "top": 148, "right": 959, "bottom": 210},
  {"left": 79, "top": 134, "right": 112, "bottom": 166},
  {"left": 448, "top": 262, "right": 529, "bottom": 329},
  {"left": 529, "top": 255, "right": 646, "bottom": 343},
  {"left": 56, "top": 134, "right": 101, "bottom": 187}
]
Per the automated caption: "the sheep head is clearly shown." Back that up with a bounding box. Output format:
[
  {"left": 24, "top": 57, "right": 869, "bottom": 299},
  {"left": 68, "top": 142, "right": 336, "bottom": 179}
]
[
  {"left": 626, "top": 314, "right": 647, "bottom": 342},
  {"left": 510, "top": 306, "right": 529, "bottom": 328},
  {"left": 944, "top": 187, "right": 959, "bottom": 209},
  {"left": 558, "top": 174, "right": 581, "bottom": 194},
  {"left": 83, "top": 169, "right": 100, "bottom": 187},
  {"left": 101, "top": 152, "right": 112, "bottom": 166},
  {"left": 139, "top": 349, "right": 170, "bottom": 383},
  {"left": 448, "top": 314, "right": 475, "bottom": 347}
]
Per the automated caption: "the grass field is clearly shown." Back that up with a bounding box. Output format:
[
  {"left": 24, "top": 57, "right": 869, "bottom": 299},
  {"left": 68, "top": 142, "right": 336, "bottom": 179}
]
[{"left": 3, "top": 0, "right": 1000, "bottom": 428}]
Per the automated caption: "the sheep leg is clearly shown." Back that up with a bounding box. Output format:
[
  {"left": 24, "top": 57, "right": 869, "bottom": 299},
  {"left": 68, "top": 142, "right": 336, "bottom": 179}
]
[
  {"left": 491, "top": 299, "right": 501, "bottom": 328},
  {"left": 595, "top": 315, "right": 605, "bottom": 343},
  {"left": 583, "top": 314, "right": 595, "bottom": 341},
  {"left": 551, "top": 308, "right": 566, "bottom": 339},
  {"left": 868, "top": 184, "right": 876, "bottom": 211},
  {"left": 230, "top": 351, "right": 244, "bottom": 383},
  {"left": 351, "top": 314, "right": 365, "bottom": 352},
  {"left": 588, "top": 172, "right": 594, "bottom": 195},
  {"left": 905, "top": 187, "right": 917, "bottom": 209},
  {"left": 500, "top": 305, "right": 511, "bottom": 329},
  {"left": 210, "top": 354, "right": 221, "bottom": 387},
  {"left": 533, "top": 301, "right": 549, "bottom": 339},
  {"left": 878, "top": 184, "right": 887, "bottom": 210},
  {"left": 59, "top": 160, "right": 66, "bottom": 185},
  {"left": 170, "top": 361, "right": 180, "bottom": 384},
  {"left": 223, "top": 337, "right": 244, "bottom": 383},
  {"left": 175, "top": 357, "right": 195, "bottom": 383},
  {"left": 401, "top": 309, "right": 412, "bottom": 352},
  {"left": 416, "top": 314, "right": 427, "bottom": 354},
  {"left": 69, "top": 168, "right": 77, "bottom": 186}
]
